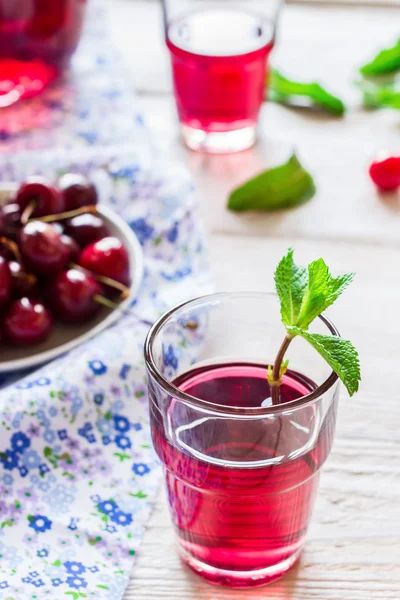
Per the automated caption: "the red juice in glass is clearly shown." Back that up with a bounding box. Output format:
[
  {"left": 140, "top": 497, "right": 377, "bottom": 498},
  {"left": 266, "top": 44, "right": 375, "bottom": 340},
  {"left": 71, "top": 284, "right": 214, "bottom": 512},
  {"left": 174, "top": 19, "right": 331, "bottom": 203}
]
[
  {"left": 145, "top": 292, "right": 340, "bottom": 588},
  {"left": 166, "top": 8, "right": 275, "bottom": 152},
  {"left": 151, "top": 363, "right": 337, "bottom": 587}
]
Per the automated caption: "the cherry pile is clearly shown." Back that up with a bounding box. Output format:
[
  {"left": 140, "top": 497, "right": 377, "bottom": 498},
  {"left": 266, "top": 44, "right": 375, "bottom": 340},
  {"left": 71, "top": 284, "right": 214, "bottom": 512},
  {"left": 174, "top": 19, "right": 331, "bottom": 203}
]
[{"left": 0, "top": 175, "right": 131, "bottom": 347}]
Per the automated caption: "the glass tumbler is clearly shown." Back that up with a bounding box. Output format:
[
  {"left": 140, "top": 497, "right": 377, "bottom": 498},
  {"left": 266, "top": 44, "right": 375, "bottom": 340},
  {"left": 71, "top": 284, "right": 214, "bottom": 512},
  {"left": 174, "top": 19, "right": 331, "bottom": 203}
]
[
  {"left": 145, "top": 292, "right": 341, "bottom": 588},
  {"left": 162, "top": 0, "right": 282, "bottom": 153}
]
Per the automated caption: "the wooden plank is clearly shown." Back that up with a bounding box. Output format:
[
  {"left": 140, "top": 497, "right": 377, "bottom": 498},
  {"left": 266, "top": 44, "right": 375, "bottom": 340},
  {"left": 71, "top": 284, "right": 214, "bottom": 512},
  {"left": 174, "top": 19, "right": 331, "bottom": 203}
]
[
  {"left": 109, "top": 1, "right": 400, "bottom": 247},
  {"left": 136, "top": 94, "right": 400, "bottom": 248}
]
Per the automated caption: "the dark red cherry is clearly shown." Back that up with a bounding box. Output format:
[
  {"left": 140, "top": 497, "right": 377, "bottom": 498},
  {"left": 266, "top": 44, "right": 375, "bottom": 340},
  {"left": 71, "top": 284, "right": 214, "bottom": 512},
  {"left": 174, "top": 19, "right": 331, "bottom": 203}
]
[
  {"left": 3, "top": 298, "right": 52, "bottom": 345},
  {"left": 64, "top": 213, "right": 110, "bottom": 249},
  {"left": 60, "top": 234, "right": 80, "bottom": 263},
  {"left": 51, "top": 222, "right": 64, "bottom": 235},
  {"left": 20, "top": 221, "right": 69, "bottom": 276},
  {"left": 8, "top": 261, "right": 38, "bottom": 299},
  {"left": 59, "top": 173, "right": 98, "bottom": 211},
  {"left": 47, "top": 268, "right": 103, "bottom": 323},
  {"left": 16, "top": 176, "right": 64, "bottom": 220},
  {"left": 0, "top": 203, "right": 22, "bottom": 241},
  {"left": 79, "top": 236, "right": 130, "bottom": 286},
  {"left": 0, "top": 245, "right": 14, "bottom": 261},
  {"left": 0, "top": 257, "right": 11, "bottom": 308}
]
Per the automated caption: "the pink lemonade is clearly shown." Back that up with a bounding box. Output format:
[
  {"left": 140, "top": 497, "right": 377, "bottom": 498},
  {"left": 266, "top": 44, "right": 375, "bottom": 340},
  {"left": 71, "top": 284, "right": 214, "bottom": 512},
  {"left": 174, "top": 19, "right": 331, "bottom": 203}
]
[
  {"left": 151, "top": 363, "right": 337, "bottom": 587},
  {"left": 166, "top": 8, "right": 274, "bottom": 149}
]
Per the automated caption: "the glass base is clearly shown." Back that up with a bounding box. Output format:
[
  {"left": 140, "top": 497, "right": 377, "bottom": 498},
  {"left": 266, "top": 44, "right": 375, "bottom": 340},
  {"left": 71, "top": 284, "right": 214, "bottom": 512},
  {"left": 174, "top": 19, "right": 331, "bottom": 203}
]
[
  {"left": 178, "top": 545, "right": 302, "bottom": 588},
  {"left": 181, "top": 124, "right": 256, "bottom": 154}
]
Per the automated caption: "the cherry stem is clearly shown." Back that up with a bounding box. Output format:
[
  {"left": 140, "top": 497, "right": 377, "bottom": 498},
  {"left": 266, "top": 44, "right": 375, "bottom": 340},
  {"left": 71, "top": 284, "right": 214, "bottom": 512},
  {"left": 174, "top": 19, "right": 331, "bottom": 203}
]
[
  {"left": 29, "top": 204, "right": 98, "bottom": 223},
  {"left": 0, "top": 236, "right": 21, "bottom": 262},
  {"left": 21, "top": 199, "right": 37, "bottom": 225},
  {"left": 271, "top": 334, "right": 293, "bottom": 405},
  {"left": 70, "top": 263, "right": 130, "bottom": 300},
  {"left": 92, "top": 295, "right": 154, "bottom": 329},
  {"left": 93, "top": 294, "right": 130, "bottom": 315},
  {"left": 13, "top": 271, "right": 37, "bottom": 285}
]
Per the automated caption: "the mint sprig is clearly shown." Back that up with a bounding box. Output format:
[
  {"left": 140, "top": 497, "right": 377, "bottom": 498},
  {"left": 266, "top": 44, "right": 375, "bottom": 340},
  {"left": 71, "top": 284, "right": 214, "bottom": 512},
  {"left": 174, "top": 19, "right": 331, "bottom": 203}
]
[
  {"left": 360, "top": 38, "right": 400, "bottom": 76},
  {"left": 269, "top": 69, "right": 346, "bottom": 116},
  {"left": 357, "top": 77, "right": 400, "bottom": 110},
  {"left": 269, "top": 249, "right": 361, "bottom": 402}
]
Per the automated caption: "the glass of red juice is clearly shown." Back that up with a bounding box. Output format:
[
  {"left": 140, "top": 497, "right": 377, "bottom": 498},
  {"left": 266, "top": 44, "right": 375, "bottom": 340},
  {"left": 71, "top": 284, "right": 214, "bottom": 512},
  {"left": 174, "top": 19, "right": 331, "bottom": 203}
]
[
  {"left": 145, "top": 292, "right": 341, "bottom": 588},
  {"left": 162, "top": 0, "right": 282, "bottom": 153},
  {"left": 0, "top": 0, "right": 87, "bottom": 69}
]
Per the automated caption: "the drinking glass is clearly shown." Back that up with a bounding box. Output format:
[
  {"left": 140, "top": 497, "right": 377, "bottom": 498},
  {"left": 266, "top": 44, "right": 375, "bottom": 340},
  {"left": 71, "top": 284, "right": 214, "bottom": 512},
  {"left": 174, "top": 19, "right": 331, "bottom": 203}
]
[
  {"left": 145, "top": 292, "right": 341, "bottom": 588},
  {"left": 0, "top": 0, "right": 87, "bottom": 69},
  {"left": 162, "top": 0, "right": 282, "bottom": 153}
]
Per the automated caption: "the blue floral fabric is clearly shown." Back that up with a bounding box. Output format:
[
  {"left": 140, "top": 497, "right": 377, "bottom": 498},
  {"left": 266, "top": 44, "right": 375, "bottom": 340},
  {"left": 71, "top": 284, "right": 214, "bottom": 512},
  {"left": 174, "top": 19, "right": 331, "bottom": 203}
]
[
  {"left": 0, "top": 1, "right": 147, "bottom": 154},
  {"left": 0, "top": 4, "right": 213, "bottom": 600}
]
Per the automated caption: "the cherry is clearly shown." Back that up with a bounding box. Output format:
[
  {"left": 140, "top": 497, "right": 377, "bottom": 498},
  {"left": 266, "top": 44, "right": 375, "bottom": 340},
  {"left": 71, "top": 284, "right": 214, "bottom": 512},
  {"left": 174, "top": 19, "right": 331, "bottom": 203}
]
[
  {"left": 59, "top": 173, "right": 98, "bottom": 211},
  {"left": 8, "top": 261, "right": 38, "bottom": 299},
  {"left": 51, "top": 222, "right": 64, "bottom": 236},
  {"left": 369, "top": 156, "right": 400, "bottom": 192},
  {"left": 79, "top": 236, "right": 130, "bottom": 286},
  {"left": 60, "top": 234, "right": 80, "bottom": 263},
  {"left": 16, "top": 177, "right": 64, "bottom": 222},
  {"left": 20, "top": 221, "right": 69, "bottom": 276},
  {"left": 65, "top": 213, "right": 110, "bottom": 248},
  {"left": 0, "top": 203, "right": 22, "bottom": 241},
  {"left": 3, "top": 298, "right": 52, "bottom": 345},
  {"left": 47, "top": 268, "right": 103, "bottom": 323},
  {"left": 0, "top": 257, "right": 11, "bottom": 308}
]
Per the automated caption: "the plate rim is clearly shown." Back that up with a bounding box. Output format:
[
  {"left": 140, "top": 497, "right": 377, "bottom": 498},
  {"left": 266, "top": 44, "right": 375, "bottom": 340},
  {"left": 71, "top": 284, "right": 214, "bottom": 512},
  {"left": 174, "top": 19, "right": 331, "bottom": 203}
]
[{"left": 0, "top": 204, "right": 144, "bottom": 374}]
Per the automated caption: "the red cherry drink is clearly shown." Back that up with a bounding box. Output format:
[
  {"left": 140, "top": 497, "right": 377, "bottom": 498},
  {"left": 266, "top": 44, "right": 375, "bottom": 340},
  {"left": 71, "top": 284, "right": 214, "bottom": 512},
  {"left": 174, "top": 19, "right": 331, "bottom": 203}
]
[{"left": 150, "top": 362, "right": 337, "bottom": 587}]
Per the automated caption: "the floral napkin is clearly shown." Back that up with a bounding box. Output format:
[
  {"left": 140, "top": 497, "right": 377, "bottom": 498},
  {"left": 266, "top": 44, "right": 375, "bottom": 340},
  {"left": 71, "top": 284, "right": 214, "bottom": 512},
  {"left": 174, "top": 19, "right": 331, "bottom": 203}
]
[{"left": 0, "top": 3, "right": 213, "bottom": 600}]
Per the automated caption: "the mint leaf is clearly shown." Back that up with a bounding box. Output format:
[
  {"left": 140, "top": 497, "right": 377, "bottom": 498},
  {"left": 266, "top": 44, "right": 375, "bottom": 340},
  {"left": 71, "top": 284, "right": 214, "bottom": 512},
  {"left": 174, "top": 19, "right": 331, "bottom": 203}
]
[
  {"left": 269, "top": 69, "right": 345, "bottom": 116},
  {"left": 274, "top": 248, "right": 307, "bottom": 326},
  {"left": 272, "top": 249, "right": 360, "bottom": 401},
  {"left": 357, "top": 77, "right": 400, "bottom": 110},
  {"left": 288, "top": 328, "right": 361, "bottom": 397},
  {"left": 227, "top": 154, "right": 315, "bottom": 212},
  {"left": 360, "top": 38, "right": 400, "bottom": 75},
  {"left": 296, "top": 259, "right": 354, "bottom": 330}
]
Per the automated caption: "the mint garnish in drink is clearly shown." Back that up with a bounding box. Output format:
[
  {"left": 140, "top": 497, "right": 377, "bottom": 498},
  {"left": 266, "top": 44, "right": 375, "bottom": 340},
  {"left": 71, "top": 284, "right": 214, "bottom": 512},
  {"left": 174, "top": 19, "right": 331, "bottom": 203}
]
[
  {"left": 269, "top": 69, "right": 345, "bottom": 116},
  {"left": 360, "top": 38, "right": 400, "bottom": 76},
  {"left": 269, "top": 249, "right": 361, "bottom": 403},
  {"left": 227, "top": 154, "right": 315, "bottom": 212}
]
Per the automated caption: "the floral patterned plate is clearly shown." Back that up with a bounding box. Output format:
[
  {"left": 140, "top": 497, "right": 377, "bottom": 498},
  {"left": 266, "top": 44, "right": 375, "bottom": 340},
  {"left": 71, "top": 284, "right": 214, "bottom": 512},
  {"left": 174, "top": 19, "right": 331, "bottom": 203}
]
[{"left": 0, "top": 198, "right": 144, "bottom": 373}]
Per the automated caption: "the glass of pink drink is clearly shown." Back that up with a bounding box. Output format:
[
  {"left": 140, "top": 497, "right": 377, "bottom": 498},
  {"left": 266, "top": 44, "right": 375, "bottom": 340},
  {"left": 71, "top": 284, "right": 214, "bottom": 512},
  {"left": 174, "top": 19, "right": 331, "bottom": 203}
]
[
  {"left": 145, "top": 292, "right": 341, "bottom": 588},
  {"left": 162, "top": 0, "right": 282, "bottom": 153}
]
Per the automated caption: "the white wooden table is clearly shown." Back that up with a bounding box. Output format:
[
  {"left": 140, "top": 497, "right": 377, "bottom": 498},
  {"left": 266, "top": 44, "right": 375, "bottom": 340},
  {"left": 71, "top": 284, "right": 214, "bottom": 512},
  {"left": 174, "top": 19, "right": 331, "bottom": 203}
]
[{"left": 108, "top": 1, "right": 400, "bottom": 597}]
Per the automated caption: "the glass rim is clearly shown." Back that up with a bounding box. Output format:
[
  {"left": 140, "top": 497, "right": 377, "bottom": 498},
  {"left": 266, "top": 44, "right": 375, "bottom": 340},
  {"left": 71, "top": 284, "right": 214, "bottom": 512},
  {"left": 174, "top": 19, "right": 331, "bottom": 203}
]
[
  {"left": 144, "top": 292, "right": 340, "bottom": 416},
  {"left": 161, "top": 0, "right": 284, "bottom": 45}
]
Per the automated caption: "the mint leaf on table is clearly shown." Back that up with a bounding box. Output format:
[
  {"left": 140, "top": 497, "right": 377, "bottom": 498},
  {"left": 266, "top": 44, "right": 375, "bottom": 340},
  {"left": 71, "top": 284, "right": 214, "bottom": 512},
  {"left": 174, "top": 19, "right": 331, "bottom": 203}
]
[
  {"left": 360, "top": 38, "right": 400, "bottom": 75},
  {"left": 287, "top": 328, "right": 361, "bottom": 397},
  {"left": 268, "top": 69, "right": 345, "bottom": 116},
  {"left": 227, "top": 154, "right": 315, "bottom": 212},
  {"left": 271, "top": 248, "right": 360, "bottom": 398},
  {"left": 357, "top": 78, "right": 400, "bottom": 109}
]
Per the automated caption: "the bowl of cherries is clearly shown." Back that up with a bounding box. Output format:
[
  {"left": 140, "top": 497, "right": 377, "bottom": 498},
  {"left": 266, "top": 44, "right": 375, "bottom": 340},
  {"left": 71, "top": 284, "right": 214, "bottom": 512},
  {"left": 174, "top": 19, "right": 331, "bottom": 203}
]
[{"left": 0, "top": 174, "right": 144, "bottom": 373}]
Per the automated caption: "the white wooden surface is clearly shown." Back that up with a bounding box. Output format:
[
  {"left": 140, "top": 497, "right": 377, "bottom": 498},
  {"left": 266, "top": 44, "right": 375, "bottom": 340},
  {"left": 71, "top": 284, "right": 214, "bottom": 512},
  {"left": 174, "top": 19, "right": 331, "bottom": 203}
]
[{"left": 107, "top": 1, "right": 400, "bottom": 597}]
